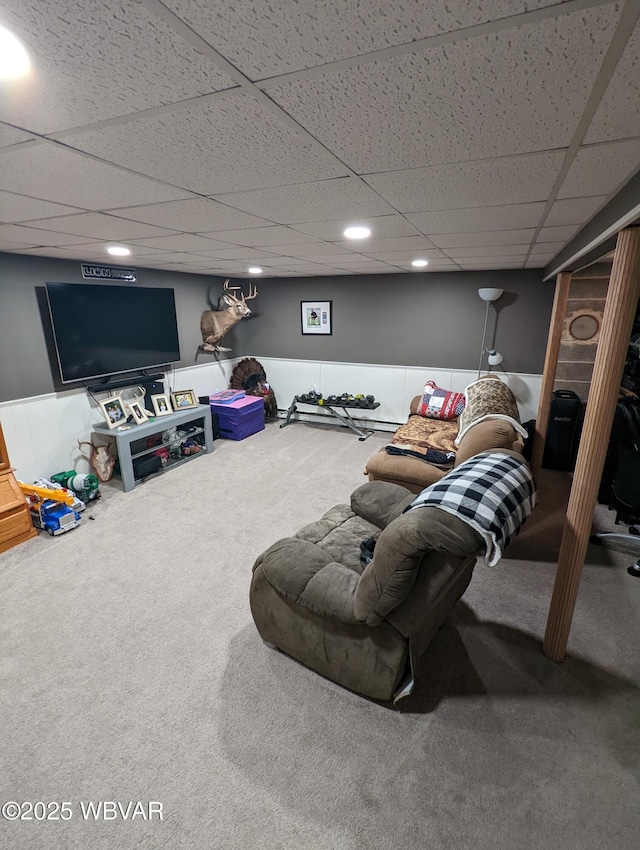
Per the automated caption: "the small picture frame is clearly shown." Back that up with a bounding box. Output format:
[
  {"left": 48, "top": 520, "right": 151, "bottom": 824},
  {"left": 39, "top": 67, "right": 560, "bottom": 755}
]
[
  {"left": 170, "top": 389, "right": 198, "bottom": 410},
  {"left": 151, "top": 393, "right": 173, "bottom": 416},
  {"left": 99, "top": 395, "right": 128, "bottom": 429},
  {"left": 127, "top": 400, "right": 149, "bottom": 425},
  {"left": 301, "top": 300, "right": 332, "bottom": 335}
]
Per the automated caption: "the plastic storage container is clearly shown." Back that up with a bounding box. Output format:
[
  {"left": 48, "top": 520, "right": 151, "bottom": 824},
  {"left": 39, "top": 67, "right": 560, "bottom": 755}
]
[{"left": 210, "top": 395, "right": 265, "bottom": 441}]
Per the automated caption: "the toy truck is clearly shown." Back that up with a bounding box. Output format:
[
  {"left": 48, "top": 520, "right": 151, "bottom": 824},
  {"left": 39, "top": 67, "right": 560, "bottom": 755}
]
[
  {"left": 30, "top": 499, "right": 82, "bottom": 536},
  {"left": 18, "top": 482, "right": 82, "bottom": 537}
]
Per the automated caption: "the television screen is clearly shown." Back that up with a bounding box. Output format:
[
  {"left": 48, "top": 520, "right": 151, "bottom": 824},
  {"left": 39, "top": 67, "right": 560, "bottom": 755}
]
[{"left": 45, "top": 281, "right": 181, "bottom": 384}]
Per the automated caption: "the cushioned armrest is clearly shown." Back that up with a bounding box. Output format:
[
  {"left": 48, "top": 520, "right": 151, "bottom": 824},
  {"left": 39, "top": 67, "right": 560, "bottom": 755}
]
[
  {"left": 257, "top": 537, "right": 361, "bottom": 624},
  {"left": 354, "top": 507, "right": 483, "bottom": 626},
  {"left": 350, "top": 481, "right": 414, "bottom": 528}
]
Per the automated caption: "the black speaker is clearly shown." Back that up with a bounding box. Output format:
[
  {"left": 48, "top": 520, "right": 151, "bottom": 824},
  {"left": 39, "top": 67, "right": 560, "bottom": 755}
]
[
  {"left": 198, "top": 397, "right": 221, "bottom": 440},
  {"left": 543, "top": 390, "right": 582, "bottom": 471},
  {"left": 139, "top": 379, "right": 165, "bottom": 413}
]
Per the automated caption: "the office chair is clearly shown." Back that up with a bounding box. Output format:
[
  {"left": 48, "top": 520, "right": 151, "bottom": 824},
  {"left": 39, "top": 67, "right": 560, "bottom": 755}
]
[{"left": 590, "top": 398, "right": 640, "bottom": 577}]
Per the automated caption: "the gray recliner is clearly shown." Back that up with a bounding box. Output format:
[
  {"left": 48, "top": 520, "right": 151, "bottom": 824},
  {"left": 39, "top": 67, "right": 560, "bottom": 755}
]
[{"left": 250, "top": 480, "right": 483, "bottom": 702}]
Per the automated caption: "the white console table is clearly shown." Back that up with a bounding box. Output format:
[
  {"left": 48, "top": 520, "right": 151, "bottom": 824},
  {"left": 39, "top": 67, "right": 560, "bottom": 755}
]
[{"left": 93, "top": 404, "right": 213, "bottom": 492}]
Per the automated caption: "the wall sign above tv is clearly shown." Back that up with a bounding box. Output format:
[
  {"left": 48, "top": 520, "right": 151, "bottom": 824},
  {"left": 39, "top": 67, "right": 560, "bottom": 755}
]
[{"left": 81, "top": 263, "right": 137, "bottom": 281}]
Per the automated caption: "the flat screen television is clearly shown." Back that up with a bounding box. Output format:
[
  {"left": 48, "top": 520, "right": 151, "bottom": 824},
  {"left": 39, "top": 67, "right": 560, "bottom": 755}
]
[{"left": 45, "top": 281, "right": 181, "bottom": 385}]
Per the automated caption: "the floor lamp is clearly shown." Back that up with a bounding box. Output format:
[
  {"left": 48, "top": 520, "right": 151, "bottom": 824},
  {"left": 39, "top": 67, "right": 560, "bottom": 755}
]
[{"left": 477, "top": 288, "right": 504, "bottom": 378}]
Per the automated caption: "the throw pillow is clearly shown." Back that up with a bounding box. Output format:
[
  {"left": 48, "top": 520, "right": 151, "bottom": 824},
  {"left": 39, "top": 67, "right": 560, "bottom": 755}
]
[{"left": 416, "top": 380, "right": 465, "bottom": 420}]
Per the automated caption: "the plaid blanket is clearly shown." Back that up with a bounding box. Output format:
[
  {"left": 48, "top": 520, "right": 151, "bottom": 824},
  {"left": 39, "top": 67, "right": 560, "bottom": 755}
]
[{"left": 406, "top": 451, "right": 537, "bottom": 565}]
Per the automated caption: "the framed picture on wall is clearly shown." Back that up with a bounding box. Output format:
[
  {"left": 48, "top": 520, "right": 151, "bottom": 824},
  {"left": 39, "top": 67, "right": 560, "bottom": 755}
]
[{"left": 301, "top": 301, "right": 332, "bottom": 335}]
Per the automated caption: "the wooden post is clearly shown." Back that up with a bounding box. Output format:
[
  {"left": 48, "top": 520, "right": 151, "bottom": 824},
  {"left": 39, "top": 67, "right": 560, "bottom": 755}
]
[
  {"left": 531, "top": 271, "right": 572, "bottom": 474},
  {"left": 543, "top": 227, "right": 640, "bottom": 662}
]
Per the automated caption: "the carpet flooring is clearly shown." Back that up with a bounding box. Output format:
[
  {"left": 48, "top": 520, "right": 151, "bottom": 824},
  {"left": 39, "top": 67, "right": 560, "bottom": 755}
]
[{"left": 0, "top": 420, "right": 638, "bottom": 849}]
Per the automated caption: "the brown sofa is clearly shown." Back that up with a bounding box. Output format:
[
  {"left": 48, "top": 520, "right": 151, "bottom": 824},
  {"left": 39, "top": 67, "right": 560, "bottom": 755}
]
[{"left": 364, "top": 378, "right": 526, "bottom": 494}]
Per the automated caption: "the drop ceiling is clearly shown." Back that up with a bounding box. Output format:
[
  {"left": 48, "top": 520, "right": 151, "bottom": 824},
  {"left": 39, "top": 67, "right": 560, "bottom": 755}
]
[{"left": 0, "top": 0, "right": 639, "bottom": 278}]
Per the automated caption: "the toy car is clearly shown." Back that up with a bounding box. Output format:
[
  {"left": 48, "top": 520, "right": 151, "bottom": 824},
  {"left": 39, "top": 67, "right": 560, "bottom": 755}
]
[{"left": 30, "top": 500, "right": 82, "bottom": 536}]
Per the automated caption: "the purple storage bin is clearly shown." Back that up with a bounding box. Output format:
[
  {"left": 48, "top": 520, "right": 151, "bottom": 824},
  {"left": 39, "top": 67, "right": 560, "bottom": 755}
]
[{"left": 210, "top": 395, "right": 265, "bottom": 441}]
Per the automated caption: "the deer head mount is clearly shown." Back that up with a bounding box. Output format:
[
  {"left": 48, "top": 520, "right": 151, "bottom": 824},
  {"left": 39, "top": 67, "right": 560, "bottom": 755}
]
[
  {"left": 199, "top": 279, "right": 257, "bottom": 354},
  {"left": 77, "top": 438, "right": 116, "bottom": 482}
]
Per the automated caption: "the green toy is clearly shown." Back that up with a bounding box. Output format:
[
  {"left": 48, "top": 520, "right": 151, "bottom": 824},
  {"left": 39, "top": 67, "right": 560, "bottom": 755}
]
[{"left": 51, "top": 470, "right": 101, "bottom": 502}]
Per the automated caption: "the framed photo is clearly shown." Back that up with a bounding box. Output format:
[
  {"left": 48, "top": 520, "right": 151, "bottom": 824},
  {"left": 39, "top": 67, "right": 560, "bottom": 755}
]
[
  {"left": 151, "top": 393, "right": 173, "bottom": 416},
  {"left": 170, "top": 389, "right": 198, "bottom": 410},
  {"left": 301, "top": 301, "right": 332, "bottom": 335},
  {"left": 99, "top": 395, "right": 127, "bottom": 429},
  {"left": 127, "top": 400, "right": 149, "bottom": 424}
]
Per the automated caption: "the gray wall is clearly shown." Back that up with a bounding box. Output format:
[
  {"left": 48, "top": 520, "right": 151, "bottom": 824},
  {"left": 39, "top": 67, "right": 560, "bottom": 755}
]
[
  {"left": 234, "top": 269, "right": 552, "bottom": 372},
  {"left": 0, "top": 253, "right": 552, "bottom": 403},
  {"left": 0, "top": 252, "right": 231, "bottom": 402}
]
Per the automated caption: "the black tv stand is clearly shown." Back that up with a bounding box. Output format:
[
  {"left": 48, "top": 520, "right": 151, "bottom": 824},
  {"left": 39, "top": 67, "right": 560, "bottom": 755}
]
[{"left": 87, "top": 372, "right": 165, "bottom": 394}]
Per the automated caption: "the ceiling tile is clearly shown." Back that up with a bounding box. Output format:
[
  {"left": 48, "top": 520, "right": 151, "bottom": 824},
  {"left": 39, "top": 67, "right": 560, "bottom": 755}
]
[
  {"left": 536, "top": 224, "right": 581, "bottom": 242},
  {"left": 20, "top": 212, "right": 175, "bottom": 241},
  {"left": 460, "top": 262, "right": 525, "bottom": 270},
  {"left": 558, "top": 140, "right": 640, "bottom": 199},
  {"left": 364, "top": 151, "right": 564, "bottom": 212},
  {"left": 9, "top": 246, "right": 107, "bottom": 260},
  {"left": 0, "top": 143, "right": 193, "bottom": 209},
  {"left": 0, "top": 0, "right": 236, "bottom": 134},
  {"left": 0, "top": 191, "right": 82, "bottom": 223},
  {"left": 448, "top": 245, "right": 530, "bottom": 258},
  {"left": 164, "top": 0, "right": 574, "bottom": 80},
  {"left": 529, "top": 242, "right": 566, "bottom": 254},
  {"left": 290, "top": 215, "right": 422, "bottom": 241},
  {"left": 2, "top": 241, "right": 36, "bottom": 251},
  {"left": 195, "top": 247, "right": 282, "bottom": 261},
  {"left": 129, "top": 252, "right": 212, "bottom": 264},
  {"left": 544, "top": 196, "right": 608, "bottom": 226},
  {"left": 0, "top": 125, "right": 36, "bottom": 148},
  {"left": 268, "top": 4, "right": 619, "bottom": 172},
  {"left": 406, "top": 203, "right": 546, "bottom": 234},
  {"left": 111, "top": 198, "right": 273, "bottom": 232},
  {"left": 127, "top": 233, "right": 236, "bottom": 252},
  {"left": 213, "top": 177, "right": 396, "bottom": 223},
  {"left": 331, "top": 235, "right": 437, "bottom": 253},
  {"left": 206, "top": 226, "right": 320, "bottom": 247},
  {"left": 361, "top": 249, "right": 448, "bottom": 262},
  {"left": 262, "top": 242, "right": 355, "bottom": 257},
  {"left": 0, "top": 224, "right": 100, "bottom": 246},
  {"left": 64, "top": 93, "right": 348, "bottom": 194},
  {"left": 430, "top": 229, "right": 535, "bottom": 248},
  {"left": 584, "top": 20, "right": 640, "bottom": 144}
]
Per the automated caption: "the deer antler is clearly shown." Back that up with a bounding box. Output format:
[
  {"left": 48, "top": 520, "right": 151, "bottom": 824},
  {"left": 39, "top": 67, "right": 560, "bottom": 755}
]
[
  {"left": 223, "top": 279, "right": 257, "bottom": 304},
  {"left": 243, "top": 283, "right": 258, "bottom": 301}
]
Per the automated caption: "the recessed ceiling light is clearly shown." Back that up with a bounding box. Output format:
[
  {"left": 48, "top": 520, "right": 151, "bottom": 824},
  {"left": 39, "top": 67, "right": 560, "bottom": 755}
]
[
  {"left": 411, "top": 259, "right": 429, "bottom": 268},
  {"left": 343, "top": 226, "right": 371, "bottom": 239},
  {"left": 248, "top": 266, "right": 263, "bottom": 274},
  {"left": 107, "top": 245, "right": 131, "bottom": 256},
  {"left": 0, "top": 26, "right": 31, "bottom": 79}
]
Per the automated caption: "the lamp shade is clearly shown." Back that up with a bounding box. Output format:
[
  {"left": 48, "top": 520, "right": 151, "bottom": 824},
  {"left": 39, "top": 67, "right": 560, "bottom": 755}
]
[
  {"left": 487, "top": 350, "right": 503, "bottom": 366},
  {"left": 478, "top": 288, "right": 503, "bottom": 303}
]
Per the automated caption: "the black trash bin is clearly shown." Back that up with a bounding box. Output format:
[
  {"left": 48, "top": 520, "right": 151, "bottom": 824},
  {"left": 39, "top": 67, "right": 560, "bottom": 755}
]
[{"left": 543, "top": 389, "right": 582, "bottom": 471}]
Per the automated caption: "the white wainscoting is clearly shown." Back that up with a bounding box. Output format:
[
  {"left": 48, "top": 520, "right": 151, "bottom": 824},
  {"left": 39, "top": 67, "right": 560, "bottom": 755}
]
[
  {"left": 0, "top": 359, "right": 237, "bottom": 483},
  {"left": 0, "top": 356, "right": 541, "bottom": 483},
  {"left": 257, "top": 356, "right": 542, "bottom": 433}
]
